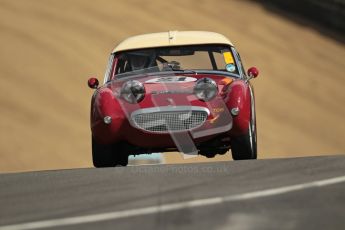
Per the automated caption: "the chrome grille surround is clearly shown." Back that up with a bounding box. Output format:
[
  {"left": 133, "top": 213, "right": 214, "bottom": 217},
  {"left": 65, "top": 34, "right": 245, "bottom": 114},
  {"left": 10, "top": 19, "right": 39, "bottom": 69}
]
[{"left": 131, "top": 106, "right": 210, "bottom": 133}]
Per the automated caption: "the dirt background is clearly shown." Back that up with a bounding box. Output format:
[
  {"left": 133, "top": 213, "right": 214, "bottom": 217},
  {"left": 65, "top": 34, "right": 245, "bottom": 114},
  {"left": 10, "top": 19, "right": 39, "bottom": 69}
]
[{"left": 0, "top": 0, "right": 344, "bottom": 172}]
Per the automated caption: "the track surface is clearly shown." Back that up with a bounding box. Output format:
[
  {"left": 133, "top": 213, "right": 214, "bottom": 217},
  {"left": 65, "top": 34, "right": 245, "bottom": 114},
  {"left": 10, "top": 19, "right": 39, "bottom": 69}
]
[{"left": 0, "top": 155, "right": 345, "bottom": 230}]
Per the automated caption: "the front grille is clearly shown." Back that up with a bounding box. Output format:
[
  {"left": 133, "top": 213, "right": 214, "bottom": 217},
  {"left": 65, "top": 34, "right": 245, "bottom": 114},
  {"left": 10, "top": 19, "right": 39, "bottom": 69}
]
[{"left": 132, "top": 109, "right": 208, "bottom": 133}]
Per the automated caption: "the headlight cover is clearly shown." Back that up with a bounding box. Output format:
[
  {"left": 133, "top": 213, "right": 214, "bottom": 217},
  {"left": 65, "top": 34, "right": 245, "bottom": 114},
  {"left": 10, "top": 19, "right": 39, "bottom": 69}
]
[
  {"left": 120, "top": 80, "right": 145, "bottom": 103},
  {"left": 194, "top": 78, "right": 218, "bottom": 101}
]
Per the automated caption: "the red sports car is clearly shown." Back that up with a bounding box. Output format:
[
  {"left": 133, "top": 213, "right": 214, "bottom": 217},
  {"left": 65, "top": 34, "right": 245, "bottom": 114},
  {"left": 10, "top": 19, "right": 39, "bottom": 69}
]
[{"left": 88, "top": 31, "right": 259, "bottom": 167}]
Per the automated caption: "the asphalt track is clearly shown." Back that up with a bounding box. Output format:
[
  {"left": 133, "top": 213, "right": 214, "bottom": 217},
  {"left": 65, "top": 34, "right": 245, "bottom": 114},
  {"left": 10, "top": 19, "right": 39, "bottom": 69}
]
[{"left": 0, "top": 155, "right": 344, "bottom": 230}]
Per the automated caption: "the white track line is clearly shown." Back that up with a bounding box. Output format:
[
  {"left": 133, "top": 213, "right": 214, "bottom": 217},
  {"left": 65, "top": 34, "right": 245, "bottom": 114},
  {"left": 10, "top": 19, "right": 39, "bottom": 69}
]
[{"left": 1, "top": 175, "right": 345, "bottom": 230}]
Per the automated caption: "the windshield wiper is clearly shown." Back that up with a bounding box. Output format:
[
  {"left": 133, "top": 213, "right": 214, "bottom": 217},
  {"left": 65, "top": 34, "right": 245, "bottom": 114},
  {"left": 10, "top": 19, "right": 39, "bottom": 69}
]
[
  {"left": 171, "top": 69, "right": 198, "bottom": 75},
  {"left": 183, "top": 69, "right": 198, "bottom": 74}
]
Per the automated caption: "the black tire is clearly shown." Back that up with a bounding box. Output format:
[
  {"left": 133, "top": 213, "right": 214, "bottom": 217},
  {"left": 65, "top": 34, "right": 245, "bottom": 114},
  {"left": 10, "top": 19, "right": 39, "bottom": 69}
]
[
  {"left": 92, "top": 137, "right": 128, "bottom": 167},
  {"left": 230, "top": 109, "right": 257, "bottom": 160},
  {"left": 230, "top": 120, "right": 257, "bottom": 160}
]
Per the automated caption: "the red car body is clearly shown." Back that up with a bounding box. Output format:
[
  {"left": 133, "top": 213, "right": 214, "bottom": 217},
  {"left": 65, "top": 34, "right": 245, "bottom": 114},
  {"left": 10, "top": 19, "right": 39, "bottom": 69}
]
[{"left": 88, "top": 31, "right": 259, "bottom": 167}]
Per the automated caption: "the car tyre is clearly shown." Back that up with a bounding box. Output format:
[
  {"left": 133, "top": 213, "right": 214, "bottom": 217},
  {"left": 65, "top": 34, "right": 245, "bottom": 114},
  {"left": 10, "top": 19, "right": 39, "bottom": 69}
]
[
  {"left": 230, "top": 116, "right": 257, "bottom": 160},
  {"left": 92, "top": 137, "right": 129, "bottom": 167}
]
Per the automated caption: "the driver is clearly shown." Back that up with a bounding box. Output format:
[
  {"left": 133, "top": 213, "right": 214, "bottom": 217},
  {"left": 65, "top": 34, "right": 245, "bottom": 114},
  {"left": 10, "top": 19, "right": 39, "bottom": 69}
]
[
  {"left": 126, "top": 52, "right": 155, "bottom": 71},
  {"left": 130, "top": 54, "right": 149, "bottom": 71}
]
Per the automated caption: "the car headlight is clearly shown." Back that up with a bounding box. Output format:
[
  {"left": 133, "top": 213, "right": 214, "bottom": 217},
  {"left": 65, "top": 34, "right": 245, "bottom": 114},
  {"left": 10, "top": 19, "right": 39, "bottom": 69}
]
[
  {"left": 194, "top": 78, "right": 218, "bottom": 101},
  {"left": 120, "top": 80, "right": 145, "bottom": 103}
]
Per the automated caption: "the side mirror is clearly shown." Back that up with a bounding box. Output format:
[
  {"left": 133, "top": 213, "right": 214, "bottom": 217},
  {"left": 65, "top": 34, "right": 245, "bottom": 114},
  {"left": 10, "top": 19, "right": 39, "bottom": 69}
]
[
  {"left": 247, "top": 67, "right": 259, "bottom": 78},
  {"left": 88, "top": 77, "right": 99, "bottom": 89}
]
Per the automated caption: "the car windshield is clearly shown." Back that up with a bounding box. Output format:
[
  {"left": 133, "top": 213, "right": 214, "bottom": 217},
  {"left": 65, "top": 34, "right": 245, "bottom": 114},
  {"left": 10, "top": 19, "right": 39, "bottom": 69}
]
[{"left": 113, "top": 45, "right": 240, "bottom": 79}]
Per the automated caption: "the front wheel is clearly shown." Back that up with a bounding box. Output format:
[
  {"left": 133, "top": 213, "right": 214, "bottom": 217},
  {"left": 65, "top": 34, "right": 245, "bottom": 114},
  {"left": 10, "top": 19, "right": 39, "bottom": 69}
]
[
  {"left": 230, "top": 119, "right": 257, "bottom": 160},
  {"left": 92, "top": 137, "right": 128, "bottom": 167}
]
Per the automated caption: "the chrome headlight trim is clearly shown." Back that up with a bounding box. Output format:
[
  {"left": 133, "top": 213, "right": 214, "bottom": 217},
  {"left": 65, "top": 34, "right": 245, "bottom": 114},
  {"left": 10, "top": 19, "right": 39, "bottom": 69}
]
[
  {"left": 120, "top": 80, "right": 145, "bottom": 103},
  {"left": 193, "top": 78, "right": 218, "bottom": 101}
]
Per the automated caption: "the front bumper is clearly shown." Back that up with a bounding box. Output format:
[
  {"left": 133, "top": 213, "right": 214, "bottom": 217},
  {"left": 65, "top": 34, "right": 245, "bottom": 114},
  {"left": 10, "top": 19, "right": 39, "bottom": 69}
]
[{"left": 92, "top": 104, "right": 233, "bottom": 147}]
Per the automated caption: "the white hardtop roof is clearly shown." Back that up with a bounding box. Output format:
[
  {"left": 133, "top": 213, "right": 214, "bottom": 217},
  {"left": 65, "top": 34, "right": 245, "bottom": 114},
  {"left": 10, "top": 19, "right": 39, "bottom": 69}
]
[{"left": 112, "top": 31, "right": 234, "bottom": 53}]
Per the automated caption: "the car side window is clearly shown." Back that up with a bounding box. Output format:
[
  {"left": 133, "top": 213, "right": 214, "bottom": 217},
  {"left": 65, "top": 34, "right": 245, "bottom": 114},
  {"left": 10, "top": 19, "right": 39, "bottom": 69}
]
[
  {"left": 231, "top": 48, "right": 246, "bottom": 77},
  {"left": 104, "top": 54, "right": 115, "bottom": 83}
]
